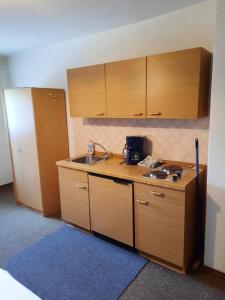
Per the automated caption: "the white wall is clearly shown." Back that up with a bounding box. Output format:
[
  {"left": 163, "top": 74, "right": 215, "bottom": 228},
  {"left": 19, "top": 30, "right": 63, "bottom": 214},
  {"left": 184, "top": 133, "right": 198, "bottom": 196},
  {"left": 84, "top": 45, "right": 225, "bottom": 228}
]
[
  {"left": 8, "top": 1, "right": 216, "bottom": 161},
  {"left": 0, "top": 56, "right": 12, "bottom": 186},
  {"left": 204, "top": 0, "right": 225, "bottom": 273}
]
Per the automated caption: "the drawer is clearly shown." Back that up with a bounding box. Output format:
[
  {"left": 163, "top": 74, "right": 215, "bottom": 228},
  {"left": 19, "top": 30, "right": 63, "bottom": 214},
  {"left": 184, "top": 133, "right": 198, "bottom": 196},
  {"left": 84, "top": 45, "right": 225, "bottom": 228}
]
[
  {"left": 58, "top": 166, "right": 88, "bottom": 183},
  {"left": 134, "top": 182, "right": 185, "bottom": 266},
  {"left": 134, "top": 182, "right": 185, "bottom": 208}
]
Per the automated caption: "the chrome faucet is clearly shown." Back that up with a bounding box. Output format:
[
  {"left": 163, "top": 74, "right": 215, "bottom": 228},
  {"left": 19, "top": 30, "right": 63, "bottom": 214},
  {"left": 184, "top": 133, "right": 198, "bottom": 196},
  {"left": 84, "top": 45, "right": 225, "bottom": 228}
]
[{"left": 88, "top": 140, "right": 110, "bottom": 159}]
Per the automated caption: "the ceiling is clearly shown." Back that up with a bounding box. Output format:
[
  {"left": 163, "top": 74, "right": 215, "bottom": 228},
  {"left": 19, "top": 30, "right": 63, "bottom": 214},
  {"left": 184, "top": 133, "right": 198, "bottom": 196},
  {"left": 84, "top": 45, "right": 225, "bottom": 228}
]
[{"left": 0, "top": 0, "right": 205, "bottom": 55}]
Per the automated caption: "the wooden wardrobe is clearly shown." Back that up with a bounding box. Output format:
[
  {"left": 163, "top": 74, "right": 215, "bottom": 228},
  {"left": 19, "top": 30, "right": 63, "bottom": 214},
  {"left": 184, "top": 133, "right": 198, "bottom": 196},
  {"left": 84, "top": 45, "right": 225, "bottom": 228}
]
[{"left": 4, "top": 88, "right": 69, "bottom": 216}]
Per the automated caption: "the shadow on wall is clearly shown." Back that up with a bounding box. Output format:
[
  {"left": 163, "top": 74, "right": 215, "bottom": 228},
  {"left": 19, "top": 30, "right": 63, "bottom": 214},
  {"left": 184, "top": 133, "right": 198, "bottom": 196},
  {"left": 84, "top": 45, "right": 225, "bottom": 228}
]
[
  {"left": 83, "top": 117, "right": 209, "bottom": 130},
  {"left": 204, "top": 184, "right": 222, "bottom": 268},
  {"left": 144, "top": 138, "right": 153, "bottom": 156},
  {"left": 72, "top": 116, "right": 209, "bottom": 163}
]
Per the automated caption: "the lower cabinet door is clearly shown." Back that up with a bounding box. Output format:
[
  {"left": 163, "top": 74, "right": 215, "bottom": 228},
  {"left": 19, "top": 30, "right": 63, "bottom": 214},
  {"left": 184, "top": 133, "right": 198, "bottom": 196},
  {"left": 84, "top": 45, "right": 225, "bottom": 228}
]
[
  {"left": 134, "top": 183, "right": 185, "bottom": 267},
  {"left": 89, "top": 174, "right": 133, "bottom": 246},
  {"left": 58, "top": 167, "right": 90, "bottom": 230}
]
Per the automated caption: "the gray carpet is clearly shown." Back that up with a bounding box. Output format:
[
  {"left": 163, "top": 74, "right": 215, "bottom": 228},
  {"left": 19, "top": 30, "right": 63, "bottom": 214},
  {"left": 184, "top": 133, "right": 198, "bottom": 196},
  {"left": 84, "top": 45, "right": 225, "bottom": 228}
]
[
  {"left": 1, "top": 184, "right": 225, "bottom": 300},
  {"left": 120, "top": 263, "right": 225, "bottom": 300},
  {"left": 0, "top": 184, "right": 63, "bottom": 266}
]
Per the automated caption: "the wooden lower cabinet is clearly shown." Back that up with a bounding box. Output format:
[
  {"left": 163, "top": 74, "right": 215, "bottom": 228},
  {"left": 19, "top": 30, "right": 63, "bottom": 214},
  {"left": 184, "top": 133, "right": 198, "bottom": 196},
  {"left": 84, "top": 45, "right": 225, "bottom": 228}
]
[
  {"left": 58, "top": 167, "right": 90, "bottom": 230},
  {"left": 89, "top": 174, "right": 133, "bottom": 246},
  {"left": 57, "top": 165, "right": 197, "bottom": 272},
  {"left": 134, "top": 182, "right": 196, "bottom": 271}
]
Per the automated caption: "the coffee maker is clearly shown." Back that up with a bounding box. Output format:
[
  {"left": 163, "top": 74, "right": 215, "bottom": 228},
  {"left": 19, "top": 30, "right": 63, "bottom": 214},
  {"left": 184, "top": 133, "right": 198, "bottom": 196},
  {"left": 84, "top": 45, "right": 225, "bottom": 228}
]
[{"left": 126, "top": 136, "right": 145, "bottom": 165}]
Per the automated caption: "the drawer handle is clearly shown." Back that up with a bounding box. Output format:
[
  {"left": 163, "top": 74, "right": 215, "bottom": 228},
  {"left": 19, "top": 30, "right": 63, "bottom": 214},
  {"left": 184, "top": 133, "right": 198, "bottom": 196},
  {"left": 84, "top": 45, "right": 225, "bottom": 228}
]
[
  {"left": 132, "top": 112, "right": 143, "bottom": 116},
  {"left": 151, "top": 191, "right": 164, "bottom": 197},
  {"left": 76, "top": 184, "right": 86, "bottom": 190},
  {"left": 136, "top": 199, "right": 149, "bottom": 205},
  {"left": 96, "top": 112, "right": 105, "bottom": 116},
  {"left": 148, "top": 112, "right": 161, "bottom": 116}
]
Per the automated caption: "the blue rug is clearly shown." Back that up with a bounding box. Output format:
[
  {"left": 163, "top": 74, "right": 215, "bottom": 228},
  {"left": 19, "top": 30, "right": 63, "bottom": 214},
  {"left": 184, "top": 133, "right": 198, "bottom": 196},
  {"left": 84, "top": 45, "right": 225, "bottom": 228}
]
[{"left": 5, "top": 225, "right": 147, "bottom": 300}]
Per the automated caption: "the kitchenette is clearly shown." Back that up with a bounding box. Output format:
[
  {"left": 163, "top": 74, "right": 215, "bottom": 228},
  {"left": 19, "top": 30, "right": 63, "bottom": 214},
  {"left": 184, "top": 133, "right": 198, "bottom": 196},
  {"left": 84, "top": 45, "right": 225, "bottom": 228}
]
[
  {"left": 56, "top": 46, "right": 210, "bottom": 273},
  {"left": 57, "top": 139, "right": 206, "bottom": 274},
  {"left": 4, "top": 46, "right": 211, "bottom": 275}
]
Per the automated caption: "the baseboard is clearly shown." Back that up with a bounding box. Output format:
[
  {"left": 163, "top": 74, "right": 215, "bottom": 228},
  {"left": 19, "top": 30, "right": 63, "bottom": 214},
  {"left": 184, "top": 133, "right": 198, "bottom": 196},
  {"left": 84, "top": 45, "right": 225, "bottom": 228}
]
[
  {"left": 17, "top": 201, "right": 42, "bottom": 214},
  {"left": 203, "top": 265, "right": 225, "bottom": 280},
  {"left": 138, "top": 250, "right": 186, "bottom": 274}
]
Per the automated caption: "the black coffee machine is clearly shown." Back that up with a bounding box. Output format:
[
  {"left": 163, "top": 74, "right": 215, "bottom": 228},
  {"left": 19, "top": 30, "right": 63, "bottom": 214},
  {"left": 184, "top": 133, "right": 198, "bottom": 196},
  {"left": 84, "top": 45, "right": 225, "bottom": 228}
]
[{"left": 126, "top": 136, "right": 145, "bottom": 165}]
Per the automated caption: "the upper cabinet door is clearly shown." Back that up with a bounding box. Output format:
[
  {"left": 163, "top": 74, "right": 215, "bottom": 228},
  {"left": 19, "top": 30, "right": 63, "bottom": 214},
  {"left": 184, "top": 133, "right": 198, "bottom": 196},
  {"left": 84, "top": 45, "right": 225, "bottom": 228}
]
[
  {"left": 105, "top": 58, "right": 146, "bottom": 118},
  {"left": 68, "top": 64, "right": 106, "bottom": 118},
  {"left": 147, "top": 48, "right": 211, "bottom": 119}
]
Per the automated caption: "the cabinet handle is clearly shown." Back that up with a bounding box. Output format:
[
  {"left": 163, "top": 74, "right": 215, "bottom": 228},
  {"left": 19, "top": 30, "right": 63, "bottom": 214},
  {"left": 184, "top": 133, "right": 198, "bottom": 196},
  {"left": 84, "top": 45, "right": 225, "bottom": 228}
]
[
  {"left": 132, "top": 112, "right": 143, "bottom": 116},
  {"left": 76, "top": 184, "right": 86, "bottom": 190},
  {"left": 113, "top": 178, "right": 131, "bottom": 185},
  {"left": 148, "top": 112, "right": 161, "bottom": 116},
  {"left": 136, "top": 199, "right": 149, "bottom": 205},
  {"left": 151, "top": 191, "right": 164, "bottom": 197},
  {"left": 96, "top": 113, "right": 105, "bottom": 116}
]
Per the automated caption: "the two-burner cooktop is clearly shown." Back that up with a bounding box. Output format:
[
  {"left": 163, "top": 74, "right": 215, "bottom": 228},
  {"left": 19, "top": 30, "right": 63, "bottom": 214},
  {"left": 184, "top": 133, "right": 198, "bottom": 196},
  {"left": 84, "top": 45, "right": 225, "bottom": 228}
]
[{"left": 143, "top": 164, "right": 190, "bottom": 182}]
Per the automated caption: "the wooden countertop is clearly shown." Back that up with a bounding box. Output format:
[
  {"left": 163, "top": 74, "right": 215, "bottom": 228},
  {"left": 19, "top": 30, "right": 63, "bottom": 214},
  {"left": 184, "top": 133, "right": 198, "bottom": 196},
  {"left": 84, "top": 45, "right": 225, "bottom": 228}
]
[{"left": 56, "top": 155, "right": 204, "bottom": 191}]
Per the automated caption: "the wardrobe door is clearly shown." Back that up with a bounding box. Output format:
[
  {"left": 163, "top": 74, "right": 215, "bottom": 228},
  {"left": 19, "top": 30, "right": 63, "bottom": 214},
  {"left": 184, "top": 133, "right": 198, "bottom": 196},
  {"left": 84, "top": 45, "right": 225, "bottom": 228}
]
[
  {"left": 4, "top": 89, "right": 42, "bottom": 210},
  {"left": 32, "top": 88, "right": 69, "bottom": 216}
]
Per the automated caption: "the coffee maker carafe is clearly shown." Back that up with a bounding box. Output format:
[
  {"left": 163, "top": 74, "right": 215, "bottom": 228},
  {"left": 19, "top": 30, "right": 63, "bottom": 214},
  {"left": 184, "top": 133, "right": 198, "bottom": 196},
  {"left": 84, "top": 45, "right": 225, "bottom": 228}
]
[{"left": 126, "top": 136, "right": 145, "bottom": 165}]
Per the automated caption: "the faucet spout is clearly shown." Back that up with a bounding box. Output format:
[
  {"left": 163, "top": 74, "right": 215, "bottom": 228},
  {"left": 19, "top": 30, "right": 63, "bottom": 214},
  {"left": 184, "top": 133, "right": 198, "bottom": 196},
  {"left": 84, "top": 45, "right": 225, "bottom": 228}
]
[
  {"left": 94, "top": 142, "right": 110, "bottom": 159},
  {"left": 88, "top": 141, "right": 110, "bottom": 159}
]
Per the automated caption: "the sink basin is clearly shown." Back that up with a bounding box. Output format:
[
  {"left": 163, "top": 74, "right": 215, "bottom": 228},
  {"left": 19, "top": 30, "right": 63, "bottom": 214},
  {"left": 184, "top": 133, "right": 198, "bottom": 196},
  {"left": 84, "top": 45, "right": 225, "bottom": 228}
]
[{"left": 71, "top": 155, "right": 105, "bottom": 165}]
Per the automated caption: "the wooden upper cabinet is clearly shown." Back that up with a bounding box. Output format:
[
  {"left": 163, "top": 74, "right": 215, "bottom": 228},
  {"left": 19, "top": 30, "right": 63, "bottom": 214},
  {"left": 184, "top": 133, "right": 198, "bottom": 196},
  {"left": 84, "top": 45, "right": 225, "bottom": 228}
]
[
  {"left": 147, "top": 48, "right": 211, "bottom": 119},
  {"left": 105, "top": 57, "right": 146, "bottom": 118},
  {"left": 68, "top": 64, "right": 106, "bottom": 118},
  {"left": 67, "top": 48, "right": 211, "bottom": 119}
]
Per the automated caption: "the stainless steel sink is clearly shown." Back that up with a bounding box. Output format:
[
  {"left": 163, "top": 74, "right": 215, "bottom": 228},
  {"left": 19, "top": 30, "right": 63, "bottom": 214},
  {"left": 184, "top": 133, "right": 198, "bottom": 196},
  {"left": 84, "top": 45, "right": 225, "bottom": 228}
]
[{"left": 70, "top": 155, "right": 105, "bottom": 165}]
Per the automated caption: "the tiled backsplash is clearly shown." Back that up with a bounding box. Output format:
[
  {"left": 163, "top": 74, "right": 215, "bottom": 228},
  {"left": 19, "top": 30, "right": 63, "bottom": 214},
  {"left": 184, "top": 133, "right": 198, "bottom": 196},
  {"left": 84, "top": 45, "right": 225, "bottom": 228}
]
[{"left": 72, "top": 117, "right": 209, "bottom": 164}]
